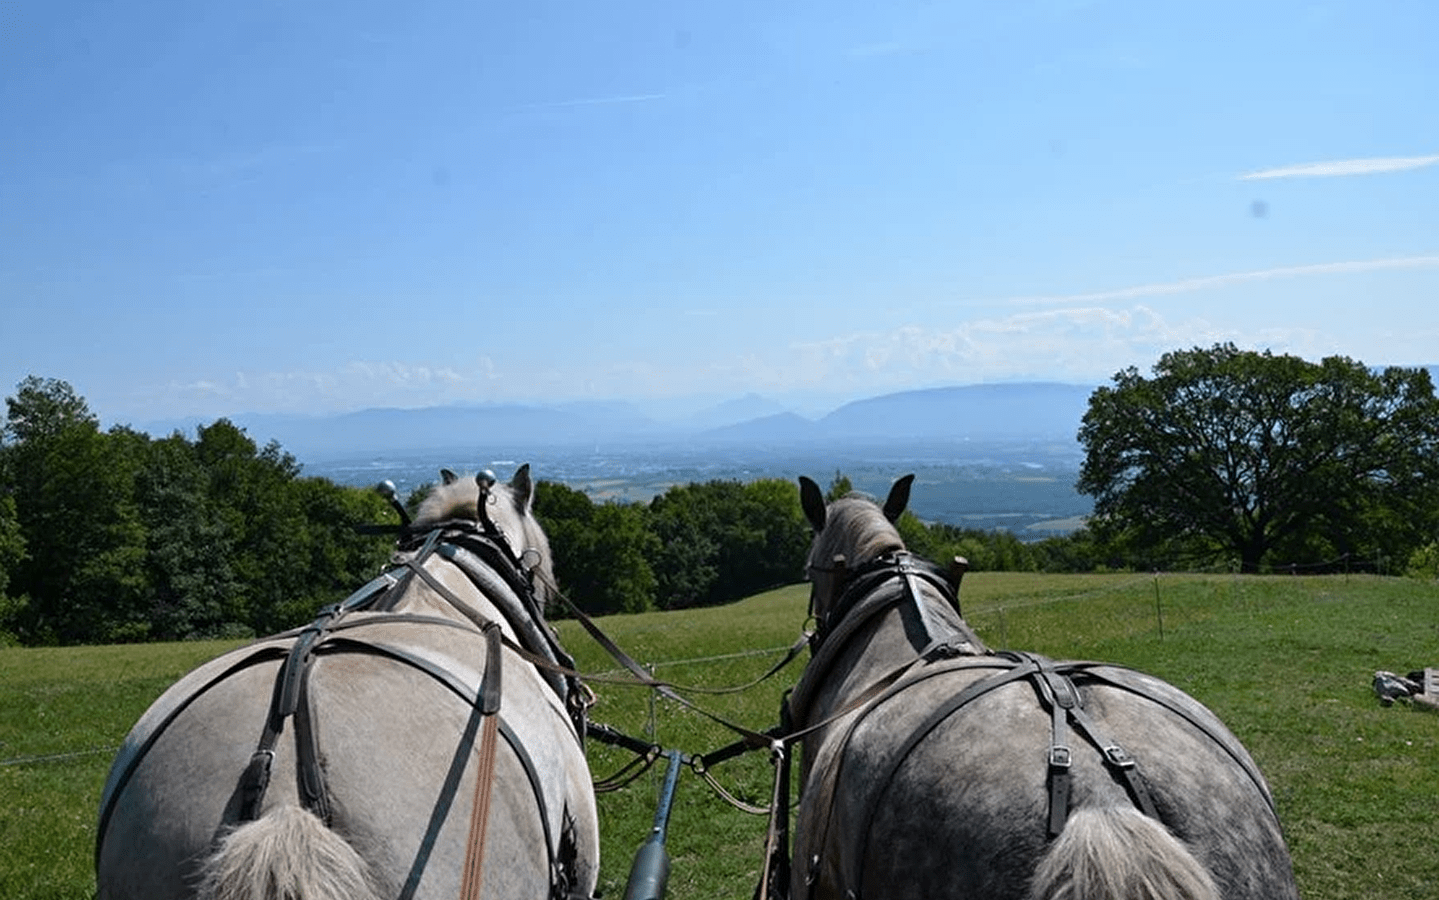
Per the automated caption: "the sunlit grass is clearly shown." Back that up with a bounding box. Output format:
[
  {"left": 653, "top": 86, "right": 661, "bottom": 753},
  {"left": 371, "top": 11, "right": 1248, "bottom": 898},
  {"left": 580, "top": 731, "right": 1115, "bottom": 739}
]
[{"left": 4, "top": 574, "right": 1436, "bottom": 899}]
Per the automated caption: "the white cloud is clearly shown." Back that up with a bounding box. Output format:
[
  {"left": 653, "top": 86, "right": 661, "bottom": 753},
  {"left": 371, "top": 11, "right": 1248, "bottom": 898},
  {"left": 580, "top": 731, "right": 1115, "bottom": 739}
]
[
  {"left": 780, "top": 307, "right": 1207, "bottom": 387},
  {"left": 1000, "top": 256, "right": 1439, "bottom": 307},
  {"left": 131, "top": 253, "right": 1437, "bottom": 419},
  {"left": 154, "top": 359, "right": 496, "bottom": 417},
  {"left": 1239, "top": 154, "right": 1439, "bottom": 180}
]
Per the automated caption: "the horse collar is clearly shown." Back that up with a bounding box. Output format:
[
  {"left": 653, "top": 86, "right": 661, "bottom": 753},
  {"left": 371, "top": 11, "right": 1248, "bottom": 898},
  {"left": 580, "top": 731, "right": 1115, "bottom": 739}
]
[{"left": 809, "top": 552, "right": 962, "bottom": 651}]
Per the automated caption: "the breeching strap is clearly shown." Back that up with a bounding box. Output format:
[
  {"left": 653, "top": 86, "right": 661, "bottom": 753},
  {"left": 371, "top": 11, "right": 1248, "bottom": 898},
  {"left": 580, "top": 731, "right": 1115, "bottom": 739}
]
[{"left": 1020, "top": 651, "right": 1160, "bottom": 837}]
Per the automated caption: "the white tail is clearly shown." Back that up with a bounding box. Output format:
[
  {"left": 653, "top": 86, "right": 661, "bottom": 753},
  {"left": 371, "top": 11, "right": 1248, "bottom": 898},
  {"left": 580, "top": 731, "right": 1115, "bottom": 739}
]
[
  {"left": 198, "top": 805, "right": 383, "bottom": 900},
  {"left": 1026, "top": 807, "right": 1221, "bottom": 900}
]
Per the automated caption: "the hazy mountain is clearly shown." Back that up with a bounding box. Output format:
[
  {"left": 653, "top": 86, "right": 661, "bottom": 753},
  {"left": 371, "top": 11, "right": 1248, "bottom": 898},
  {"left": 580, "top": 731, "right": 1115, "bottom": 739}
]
[
  {"left": 132, "top": 382, "right": 1100, "bottom": 460},
  {"left": 682, "top": 392, "right": 789, "bottom": 430},
  {"left": 817, "top": 383, "right": 1094, "bottom": 442},
  {"left": 203, "top": 402, "right": 662, "bottom": 457},
  {"left": 698, "top": 411, "right": 820, "bottom": 444}
]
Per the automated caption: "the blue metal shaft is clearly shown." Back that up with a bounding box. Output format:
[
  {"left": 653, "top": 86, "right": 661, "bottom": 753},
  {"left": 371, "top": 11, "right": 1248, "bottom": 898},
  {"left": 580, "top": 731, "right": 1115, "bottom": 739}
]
[{"left": 622, "top": 750, "right": 683, "bottom": 900}]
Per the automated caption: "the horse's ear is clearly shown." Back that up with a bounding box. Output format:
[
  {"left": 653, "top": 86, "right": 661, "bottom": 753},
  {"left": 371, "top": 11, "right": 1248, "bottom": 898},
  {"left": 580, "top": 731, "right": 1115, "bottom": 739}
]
[
  {"left": 799, "top": 476, "right": 826, "bottom": 531},
  {"left": 509, "top": 463, "right": 534, "bottom": 512},
  {"left": 882, "top": 474, "right": 915, "bottom": 523},
  {"left": 440, "top": 468, "right": 458, "bottom": 485}
]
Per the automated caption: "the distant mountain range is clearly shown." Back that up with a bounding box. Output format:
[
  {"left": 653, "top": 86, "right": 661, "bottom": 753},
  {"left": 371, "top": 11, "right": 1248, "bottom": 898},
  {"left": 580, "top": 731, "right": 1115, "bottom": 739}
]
[{"left": 135, "top": 382, "right": 1096, "bottom": 460}]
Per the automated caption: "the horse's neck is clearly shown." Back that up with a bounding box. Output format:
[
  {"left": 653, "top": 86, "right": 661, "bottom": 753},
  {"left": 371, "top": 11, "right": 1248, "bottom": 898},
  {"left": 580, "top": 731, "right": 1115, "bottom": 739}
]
[
  {"left": 804, "top": 570, "right": 987, "bottom": 721},
  {"left": 392, "top": 554, "right": 523, "bottom": 644}
]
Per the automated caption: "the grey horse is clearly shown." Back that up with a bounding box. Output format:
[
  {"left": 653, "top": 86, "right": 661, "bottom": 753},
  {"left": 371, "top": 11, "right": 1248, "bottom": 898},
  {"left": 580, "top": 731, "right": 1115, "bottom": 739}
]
[
  {"left": 786, "top": 474, "right": 1299, "bottom": 900},
  {"left": 96, "top": 466, "right": 599, "bottom": 900}
]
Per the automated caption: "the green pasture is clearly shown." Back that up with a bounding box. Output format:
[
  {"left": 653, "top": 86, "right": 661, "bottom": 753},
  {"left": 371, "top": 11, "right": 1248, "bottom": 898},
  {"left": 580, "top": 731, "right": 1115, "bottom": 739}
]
[{"left": 2, "top": 573, "right": 1436, "bottom": 899}]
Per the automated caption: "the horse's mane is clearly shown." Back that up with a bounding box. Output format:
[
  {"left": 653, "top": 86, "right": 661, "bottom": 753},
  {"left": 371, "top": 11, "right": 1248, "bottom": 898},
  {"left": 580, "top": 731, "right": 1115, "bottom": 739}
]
[
  {"left": 409, "top": 470, "right": 554, "bottom": 598},
  {"left": 413, "top": 478, "right": 492, "bottom": 527},
  {"left": 811, "top": 492, "right": 906, "bottom": 568}
]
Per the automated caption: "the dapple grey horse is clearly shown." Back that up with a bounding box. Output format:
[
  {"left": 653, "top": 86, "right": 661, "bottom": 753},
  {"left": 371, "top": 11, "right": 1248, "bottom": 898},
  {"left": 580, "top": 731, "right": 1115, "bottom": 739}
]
[
  {"left": 786, "top": 474, "right": 1298, "bottom": 900},
  {"left": 96, "top": 466, "right": 599, "bottom": 900}
]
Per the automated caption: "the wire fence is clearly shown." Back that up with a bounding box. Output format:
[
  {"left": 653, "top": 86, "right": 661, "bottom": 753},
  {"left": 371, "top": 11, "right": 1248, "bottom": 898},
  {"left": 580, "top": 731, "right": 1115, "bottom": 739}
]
[
  {"left": 5, "top": 566, "right": 1417, "bottom": 770},
  {"left": 1149, "top": 550, "right": 1404, "bottom": 577},
  {"left": 1, "top": 745, "right": 116, "bottom": 767}
]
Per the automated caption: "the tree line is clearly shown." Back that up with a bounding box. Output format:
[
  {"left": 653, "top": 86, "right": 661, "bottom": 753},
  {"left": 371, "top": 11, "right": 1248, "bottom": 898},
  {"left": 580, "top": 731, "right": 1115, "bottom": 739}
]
[
  {"left": 0, "top": 378, "right": 1095, "bottom": 646},
  {"left": 0, "top": 377, "right": 396, "bottom": 646},
  {"left": 5, "top": 345, "right": 1438, "bottom": 645}
]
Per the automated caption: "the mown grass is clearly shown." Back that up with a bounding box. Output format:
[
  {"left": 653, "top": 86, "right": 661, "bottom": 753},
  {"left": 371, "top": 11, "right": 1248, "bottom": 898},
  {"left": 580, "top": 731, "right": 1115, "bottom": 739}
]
[{"left": 3, "top": 573, "right": 1436, "bottom": 899}]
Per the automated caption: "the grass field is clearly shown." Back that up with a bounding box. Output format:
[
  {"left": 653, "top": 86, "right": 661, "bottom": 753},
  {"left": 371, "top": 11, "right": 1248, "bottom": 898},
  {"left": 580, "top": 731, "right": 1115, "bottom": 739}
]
[{"left": 3, "top": 572, "right": 1436, "bottom": 899}]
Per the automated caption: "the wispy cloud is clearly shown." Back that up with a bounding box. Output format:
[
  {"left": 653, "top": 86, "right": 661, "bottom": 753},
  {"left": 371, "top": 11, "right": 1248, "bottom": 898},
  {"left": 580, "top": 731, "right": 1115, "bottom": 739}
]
[
  {"left": 754, "top": 302, "right": 1396, "bottom": 396},
  {"left": 1000, "top": 255, "right": 1439, "bottom": 307},
  {"left": 1239, "top": 154, "right": 1439, "bottom": 180},
  {"left": 517, "top": 93, "right": 666, "bottom": 111},
  {"left": 160, "top": 360, "right": 487, "bottom": 416},
  {"left": 780, "top": 308, "right": 1205, "bottom": 388}
]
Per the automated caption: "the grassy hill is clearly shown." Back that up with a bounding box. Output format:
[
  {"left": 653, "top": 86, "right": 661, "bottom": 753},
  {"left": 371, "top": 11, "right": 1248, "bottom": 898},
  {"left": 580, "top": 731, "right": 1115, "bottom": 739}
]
[{"left": 4, "top": 573, "right": 1436, "bottom": 899}]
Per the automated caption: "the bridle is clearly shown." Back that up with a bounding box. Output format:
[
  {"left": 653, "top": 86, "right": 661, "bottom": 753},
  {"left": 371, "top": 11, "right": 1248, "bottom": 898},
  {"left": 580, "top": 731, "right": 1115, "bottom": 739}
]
[{"left": 803, "top": 549, "right": 975, "bottom": 662}]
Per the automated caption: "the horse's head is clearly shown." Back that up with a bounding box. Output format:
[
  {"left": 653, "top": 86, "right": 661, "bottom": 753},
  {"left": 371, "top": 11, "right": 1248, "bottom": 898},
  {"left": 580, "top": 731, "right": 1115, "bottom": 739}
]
[
  {"left": 413, "top": 464, "right": 557, "bottom": 607},
  {"left": 798, "top": 474, "right": 914, "bottom": 622}
]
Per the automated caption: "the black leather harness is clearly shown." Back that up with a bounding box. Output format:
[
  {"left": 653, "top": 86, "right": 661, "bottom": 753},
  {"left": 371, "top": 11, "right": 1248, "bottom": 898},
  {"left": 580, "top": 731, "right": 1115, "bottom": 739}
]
[
  {"left": 783, "top": 553, "right": 1280, "bottom": 899},
  {"left": 95, "top": 517, "right": 591, "bottom": 900}
]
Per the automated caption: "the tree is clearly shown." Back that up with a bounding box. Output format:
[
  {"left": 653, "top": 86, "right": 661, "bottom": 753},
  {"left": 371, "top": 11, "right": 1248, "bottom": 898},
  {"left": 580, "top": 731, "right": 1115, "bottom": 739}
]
[
  {"left": 1, "top": 378, "right": 149, "bottom": 643},
  {"left": 534, "top": 481, "right": 659, "bottom": 614},
  {"left": 134, "top": 432, "right": 243, "bottom": 639},
  {"left": 2, "top": 376, "right": 95, "bottom": 445},
  {"left": 1077, "top": 344, "right": 1439, "bottom": 572},
  {"left": 0, "top": 494, "right": 27, "bottom": 643},
  {"left": 648, "top": 479, "right": 808, "bottom": 608},
  {"left": 825, "top": 471, "right": 854, "bottom": 502}
]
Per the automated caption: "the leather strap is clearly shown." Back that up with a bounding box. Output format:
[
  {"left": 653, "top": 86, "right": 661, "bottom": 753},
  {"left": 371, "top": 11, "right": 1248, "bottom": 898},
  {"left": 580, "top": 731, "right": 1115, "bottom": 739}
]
[{"left": 460, "top": 623, "right": 504, "bottom": 900}]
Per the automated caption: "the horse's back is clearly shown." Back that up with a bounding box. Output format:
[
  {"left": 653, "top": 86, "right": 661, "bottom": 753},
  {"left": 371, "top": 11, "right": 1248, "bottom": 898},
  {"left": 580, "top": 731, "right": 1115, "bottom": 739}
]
[
  {"left": 97, "top": 617, "right": 598, "bottom": 899},
  {"left": 796, "top": 661, "right": 1298, "bottom": 900}
]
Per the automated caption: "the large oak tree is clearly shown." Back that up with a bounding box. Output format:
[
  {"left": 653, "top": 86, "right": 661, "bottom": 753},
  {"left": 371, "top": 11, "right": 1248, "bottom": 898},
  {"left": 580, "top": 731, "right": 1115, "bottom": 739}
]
[{"left": 1077, "top": 344, "right": 1439, "bottom": 572}]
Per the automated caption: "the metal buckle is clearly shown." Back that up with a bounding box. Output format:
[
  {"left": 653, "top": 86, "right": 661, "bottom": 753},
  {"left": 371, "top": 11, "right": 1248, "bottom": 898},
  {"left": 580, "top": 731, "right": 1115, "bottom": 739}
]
[
  {"left": 923, "top": 642, "right": 963, "bottom": 662},
  {"left": 1104, "top": 745, "right": 1135, "bottom": 767},
  {"left": 1049, "top": 746, "right": 1072, "bottom": 768}
]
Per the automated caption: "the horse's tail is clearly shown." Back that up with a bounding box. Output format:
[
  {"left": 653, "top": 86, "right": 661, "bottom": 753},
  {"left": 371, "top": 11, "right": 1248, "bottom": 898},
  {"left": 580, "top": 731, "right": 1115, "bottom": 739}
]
[
  {"left": 197, "top": 805, "right": 382, "bottom": 900},
  {"left": 1026, "top": 806, "right": 1220, "bottom": 900}
]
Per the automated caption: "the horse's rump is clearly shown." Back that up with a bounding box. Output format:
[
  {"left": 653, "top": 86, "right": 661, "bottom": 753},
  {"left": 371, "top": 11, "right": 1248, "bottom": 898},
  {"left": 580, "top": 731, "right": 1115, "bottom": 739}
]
[
  {"left": 97, "top": 614, "right": 594, "bottom": 899},
  {"left": 796, "top": 659, "right": 1292, "bottom": 900},
  {"left": 791, "top": 475, "right": 1297, "bottom": 900}
]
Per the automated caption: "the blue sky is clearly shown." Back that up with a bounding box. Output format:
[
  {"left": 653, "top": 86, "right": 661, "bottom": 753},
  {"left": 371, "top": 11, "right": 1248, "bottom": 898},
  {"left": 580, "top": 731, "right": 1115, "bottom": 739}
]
[{"left": 3, "top": 0, "right": 1436, "bottom": 426}]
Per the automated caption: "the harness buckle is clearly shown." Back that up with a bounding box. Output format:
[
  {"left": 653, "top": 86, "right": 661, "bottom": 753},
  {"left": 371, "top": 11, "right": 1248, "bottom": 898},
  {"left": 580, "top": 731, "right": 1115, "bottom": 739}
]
[
  {"left": 1104, "top": 744, "right": 1136, "bottom": 768},
  {"left": 769, "top": 739, "right": 786, "bottom": 765},
  {"left": 1049, "top": 746, "right": 1072, "bottom": 768},
  {"left": 922, "top": 641, "right": 963, "bottom": 662}
]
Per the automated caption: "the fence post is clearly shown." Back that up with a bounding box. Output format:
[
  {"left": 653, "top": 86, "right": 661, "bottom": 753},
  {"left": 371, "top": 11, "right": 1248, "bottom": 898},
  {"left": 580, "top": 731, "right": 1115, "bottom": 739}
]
[
  {"left": 646, "top": 663, "right": 657, "bottom": 789},
  {"left": 1153, "top": 571, "right": 1164, "bottom": 641}
]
